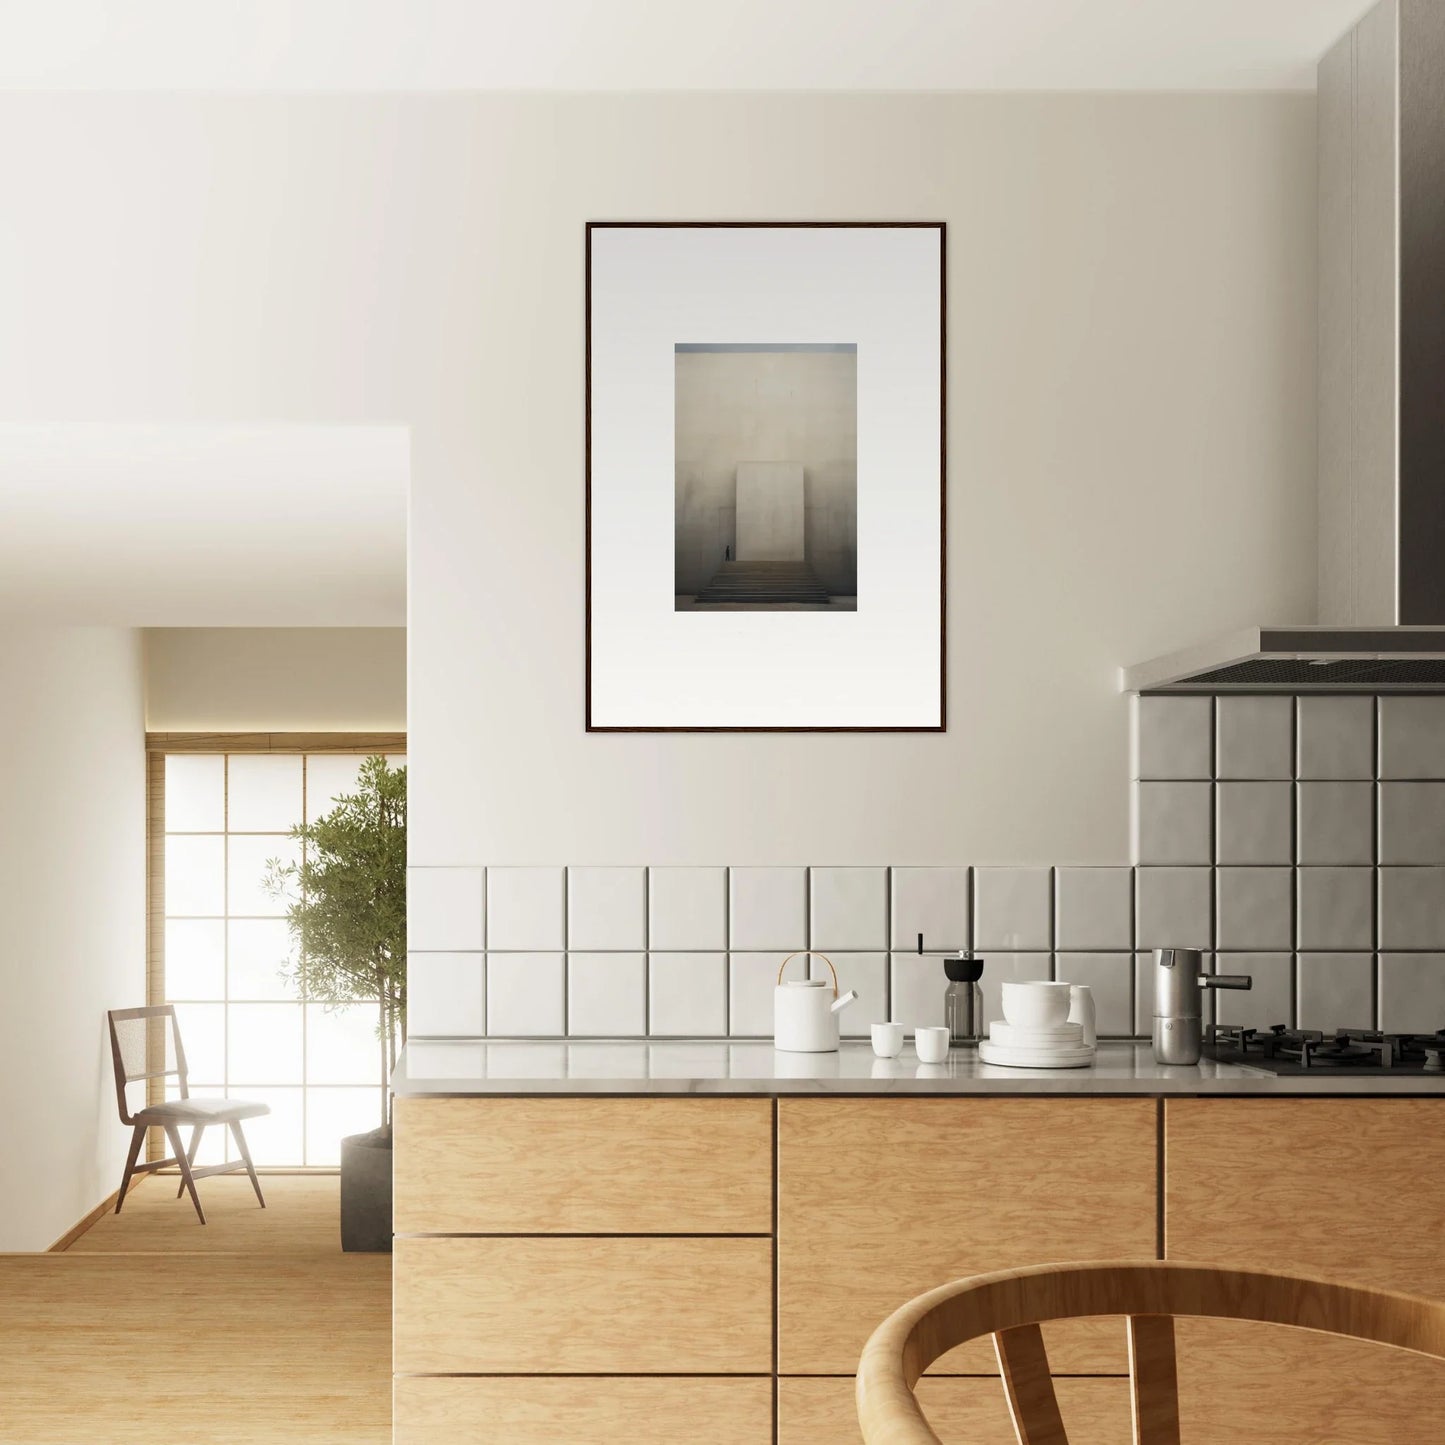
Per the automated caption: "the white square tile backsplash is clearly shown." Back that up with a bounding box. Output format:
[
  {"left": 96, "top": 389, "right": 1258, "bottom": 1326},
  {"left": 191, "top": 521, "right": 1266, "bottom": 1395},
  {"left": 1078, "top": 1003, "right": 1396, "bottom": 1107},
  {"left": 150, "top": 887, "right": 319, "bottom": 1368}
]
[
  {"left": 567, "top": 952, "right": 646, "bottom": 1036},
  {"left": 1297, "top": 782, "right": 1374, "bottom": 866},
  {"left": 1296, "top": 868, "right": 1374, "bottom": 951},
  {"left": 1379, "top": 953, "right": 1445, "bottom": 1031},
  {"left": 809, "top": 867, "right": 888, "bottom": 951},
  {"left": 486, "top": 952, "right": 565, "bottom": 1035},
  {"left": 567, "top": 867, "right": 646, "bottom": 951},
  {"left": 1378, "top": 783, "right": 1445, "bottom": 865},
  {"left": 1297, "top": 953, "right": 1374, "bottom": 1032},
  {"left": 1216, "top": 695, "right": 1293, "bottom": 780},
  {"left": 404, "top": 694, "right": 1445, "bottom": 1040},
  {"left": 1054, "top": 868, "right": 1132, "bottom": 951},
  {"left": 648, "top": 867, "right": 727, "bottom": 951},
  {"left": 1215, "top": 783, "right": 1293, "bottom": 866},
  {"left": 729, "top": 867, "right": 807, "bottom": 951},
  {"left": 648, "top": 953, "right": 727, "bottom": 1036},
  {"left": 1378, "top": 697, "right": 1445, "bottom": 779},
  {"left": 407, "top": 867, "right": 484, "bottom": 952},
  {"left": 1216, "top": 868, "right": 1293, "bottom": 951},
  {"left": 973, "top": 868, "right": 1051, "bottom": 950},
  {"left": 1132, "top": 695, "right": 1213, "bottom": 780},
  {"left": 1134, "top": 782, "right": 1213, "bottom": 865},
  {"left": 487, "top": 867, "right": 566, "bottom": 950},
  {"left": 1378, "top": 868, "right": 1445, "bottom": 950},
  {"left": 407, "top": 952, "right": 485, "bottom": 1037},
  {"left": 890, "top": 867, "right": 968, "bottom": 951},
  {"left": 1297, "top": 696, "right": 1374, "bottom": 780}
]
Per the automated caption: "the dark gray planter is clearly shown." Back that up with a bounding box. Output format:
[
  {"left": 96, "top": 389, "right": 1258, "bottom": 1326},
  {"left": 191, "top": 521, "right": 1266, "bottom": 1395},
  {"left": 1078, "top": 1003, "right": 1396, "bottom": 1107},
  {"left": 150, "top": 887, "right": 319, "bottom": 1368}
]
[{"left": 340, "top": 1126, "right": 393, "bottom": 1253}]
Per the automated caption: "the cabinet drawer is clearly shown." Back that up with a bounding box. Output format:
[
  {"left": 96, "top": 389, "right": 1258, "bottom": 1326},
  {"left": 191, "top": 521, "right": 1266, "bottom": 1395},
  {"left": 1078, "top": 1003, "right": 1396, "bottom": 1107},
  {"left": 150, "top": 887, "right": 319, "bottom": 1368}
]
[
  {"left": 395, "top": 1376, "right": 773, "bottom": 1445},
  {"left": 1175, "top": 1321, "right": 1445, "bottom": 1443},
  {"left": 394, "top": 1096, "right": 772, "bottom": 1234},
  {"left": 778, "top": 1376, "right": 1131, "bottom": 1445},
  {"left": 394, "top": 1236, "right": 773, "bottom": 1374},
  {"left": 1165, "top": 1099, "right": 1445, "bottom": 1293},
  {"left": 777, "top": 1098, "right": 1157, "bottom": 1375}
]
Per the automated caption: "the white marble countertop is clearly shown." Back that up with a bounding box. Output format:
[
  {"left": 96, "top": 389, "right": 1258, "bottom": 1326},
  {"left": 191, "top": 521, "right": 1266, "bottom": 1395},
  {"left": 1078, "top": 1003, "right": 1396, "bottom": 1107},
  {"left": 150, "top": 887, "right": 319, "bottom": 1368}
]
[{"left": 392, "top": 1039, "right": 1445, "bottom": 1095}]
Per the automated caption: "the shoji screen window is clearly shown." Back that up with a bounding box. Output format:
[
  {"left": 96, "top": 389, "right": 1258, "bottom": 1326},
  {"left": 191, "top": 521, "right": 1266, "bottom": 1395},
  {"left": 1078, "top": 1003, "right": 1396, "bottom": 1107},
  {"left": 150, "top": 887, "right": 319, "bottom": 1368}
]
[{"left": 161, "top": 749, "right": 402, "bottom": 1167}]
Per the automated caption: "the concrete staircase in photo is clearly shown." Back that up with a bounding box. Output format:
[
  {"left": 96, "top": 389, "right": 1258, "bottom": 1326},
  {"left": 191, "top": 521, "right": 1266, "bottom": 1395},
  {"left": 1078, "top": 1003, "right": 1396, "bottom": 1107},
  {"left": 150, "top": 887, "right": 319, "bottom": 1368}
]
[{"left": 693, "top": 560, "right": 833, "bottom": 605}]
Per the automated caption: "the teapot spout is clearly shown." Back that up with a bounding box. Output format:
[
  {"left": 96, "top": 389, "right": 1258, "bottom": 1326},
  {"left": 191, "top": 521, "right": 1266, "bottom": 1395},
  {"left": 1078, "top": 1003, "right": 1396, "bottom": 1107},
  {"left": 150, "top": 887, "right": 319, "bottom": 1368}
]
[{"left": 831, "top": 989, "right": 860, "bottom": 1014}]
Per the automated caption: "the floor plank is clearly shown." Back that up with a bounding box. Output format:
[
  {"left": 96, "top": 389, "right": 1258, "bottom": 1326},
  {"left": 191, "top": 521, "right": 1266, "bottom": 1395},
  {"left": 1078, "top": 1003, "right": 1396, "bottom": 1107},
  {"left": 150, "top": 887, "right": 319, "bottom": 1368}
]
[
  {"left": 3, "top": 1174, "right": 390, "bottom": 1444},
  {"left": 67, "top": 1173, "right": 346, "bottom": 1254}
]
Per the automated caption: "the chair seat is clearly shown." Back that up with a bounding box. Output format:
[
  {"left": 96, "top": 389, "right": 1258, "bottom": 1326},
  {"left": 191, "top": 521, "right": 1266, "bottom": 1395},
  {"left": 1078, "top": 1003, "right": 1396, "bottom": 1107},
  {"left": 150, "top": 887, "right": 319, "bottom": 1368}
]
[{"left": 135, "top": 1097, "right": 271, "bottom": 1125}]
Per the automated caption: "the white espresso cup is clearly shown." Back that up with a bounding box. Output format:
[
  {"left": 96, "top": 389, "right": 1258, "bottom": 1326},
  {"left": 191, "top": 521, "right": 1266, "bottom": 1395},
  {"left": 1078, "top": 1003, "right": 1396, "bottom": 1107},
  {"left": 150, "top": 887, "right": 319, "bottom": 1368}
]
[
  {"left": 871, "top": 1022, "right": 905, "bottom": 1058},
  {"left": 914, "top": 1026, "right": 951, "bottom": 1064}
]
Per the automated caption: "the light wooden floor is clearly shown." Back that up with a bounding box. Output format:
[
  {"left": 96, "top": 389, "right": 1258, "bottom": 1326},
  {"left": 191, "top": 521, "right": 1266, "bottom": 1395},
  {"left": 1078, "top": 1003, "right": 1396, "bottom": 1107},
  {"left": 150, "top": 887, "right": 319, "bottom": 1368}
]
[{"left": 0, "top": 1174, "right": 391, "bottom": 1444}]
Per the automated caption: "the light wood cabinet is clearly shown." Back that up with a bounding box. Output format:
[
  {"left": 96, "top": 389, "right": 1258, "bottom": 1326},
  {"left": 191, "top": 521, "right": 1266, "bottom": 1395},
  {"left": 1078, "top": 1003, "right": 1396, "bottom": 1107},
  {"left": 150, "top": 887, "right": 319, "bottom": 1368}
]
[
  {"left": 394, "top": 1096, "right": 772, "bottom": 1234},
  {"left": 395, "top": 1377, "right": 774, "bottom": 1445},
  {"left": 778, "top": 1375, "right": 1132, "bottom": 1445},
  {"left": 777, "top": 1098, "right": 1157, "bottom": 1374},
  {"left": 393, "top": 1236, "right": 773, "bottom": 1374},
  {"left": 393, "top": 1092, "right": 1445, "bottom": 1443},
  {"left": 1165, "top": 1099, "right": 1445, "bottom": 1442}
]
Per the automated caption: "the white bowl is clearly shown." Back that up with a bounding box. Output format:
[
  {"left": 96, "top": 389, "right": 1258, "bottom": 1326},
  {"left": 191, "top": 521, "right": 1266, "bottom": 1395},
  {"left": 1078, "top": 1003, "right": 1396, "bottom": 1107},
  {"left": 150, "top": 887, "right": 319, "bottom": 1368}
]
[{"left": 1000, "top": 980, "right": 1074, "bottom": 1030}]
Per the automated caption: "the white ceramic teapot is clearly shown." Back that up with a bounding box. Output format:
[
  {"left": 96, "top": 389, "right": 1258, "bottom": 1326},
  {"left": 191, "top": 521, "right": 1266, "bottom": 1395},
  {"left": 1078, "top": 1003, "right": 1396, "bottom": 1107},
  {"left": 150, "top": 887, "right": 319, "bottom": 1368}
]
[{"left": 773, "top": 951, "right": 858, "bottom": 1053}]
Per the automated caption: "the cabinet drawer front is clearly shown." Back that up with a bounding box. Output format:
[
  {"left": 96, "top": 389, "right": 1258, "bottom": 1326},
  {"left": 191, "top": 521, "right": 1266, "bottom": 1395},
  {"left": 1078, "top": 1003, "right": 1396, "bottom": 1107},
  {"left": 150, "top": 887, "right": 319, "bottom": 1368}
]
[
  {"left": 777, "top": 1098, "right": 1157, "bottom": 1374},
  {"left": 395, "top": 1376, "right": 773, "bottom": 1445},
  {"left": 394, "top": 1237, "right": 773, "bottom": 1374},
  {"left": 394, "top": 1097, "right": 772, "bottom": 1234},
  {"left": 1165, "top": 1099, "right": 1445, "bottom": 1294},
  {"left": 779, "top": 1376, "right": 1131, "bottom": 1445},
  {"left": 1176, "top": 1321, "right": 1445, "bottom": 1443}
]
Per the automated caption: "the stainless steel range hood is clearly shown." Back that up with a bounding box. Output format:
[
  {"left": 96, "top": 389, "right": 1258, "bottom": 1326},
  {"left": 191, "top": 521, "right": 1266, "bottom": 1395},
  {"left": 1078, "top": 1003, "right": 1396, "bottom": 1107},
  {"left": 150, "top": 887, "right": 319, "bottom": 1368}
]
[
  {"left": 1123, "top": 627, "right": 1445, "bottom": 694},
  {"left": 1123, "top": 0, "right": 1445, "bottom": 695}
]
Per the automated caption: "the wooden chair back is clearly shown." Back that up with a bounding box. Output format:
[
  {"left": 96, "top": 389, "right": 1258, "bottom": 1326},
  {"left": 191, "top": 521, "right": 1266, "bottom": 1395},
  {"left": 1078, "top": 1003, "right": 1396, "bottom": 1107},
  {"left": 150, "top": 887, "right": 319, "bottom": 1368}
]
[
  {"left": 107, "top": 1005, "right": 189, "bottom": 1126},
  {"left": 855, "top": 1260, "right": 1445, "bottom": 1445}
]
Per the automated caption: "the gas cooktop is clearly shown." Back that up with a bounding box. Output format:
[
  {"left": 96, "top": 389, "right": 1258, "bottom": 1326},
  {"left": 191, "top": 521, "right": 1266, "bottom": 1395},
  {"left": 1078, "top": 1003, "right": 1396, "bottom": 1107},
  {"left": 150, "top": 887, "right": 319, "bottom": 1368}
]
[{"left": 1204, "top": 1025, "right": 1445, "bottom": 1076}]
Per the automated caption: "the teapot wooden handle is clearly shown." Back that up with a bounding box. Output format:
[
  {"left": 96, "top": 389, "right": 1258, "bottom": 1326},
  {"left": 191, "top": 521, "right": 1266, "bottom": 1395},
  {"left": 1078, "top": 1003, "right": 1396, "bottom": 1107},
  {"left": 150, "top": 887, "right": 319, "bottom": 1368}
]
[{"left": 777, "top": 950, "right": 839, "bottom": 997}]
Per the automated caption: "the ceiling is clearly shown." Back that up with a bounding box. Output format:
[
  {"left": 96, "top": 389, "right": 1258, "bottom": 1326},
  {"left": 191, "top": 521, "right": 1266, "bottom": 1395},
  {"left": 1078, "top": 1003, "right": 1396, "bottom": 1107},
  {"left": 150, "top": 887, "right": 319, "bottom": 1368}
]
[
  {"left": 0, "top": 426, "right": 408, "bottom": 627},
  {"left": 0, "top": 0, "right": 1377, "bottom": 92}
]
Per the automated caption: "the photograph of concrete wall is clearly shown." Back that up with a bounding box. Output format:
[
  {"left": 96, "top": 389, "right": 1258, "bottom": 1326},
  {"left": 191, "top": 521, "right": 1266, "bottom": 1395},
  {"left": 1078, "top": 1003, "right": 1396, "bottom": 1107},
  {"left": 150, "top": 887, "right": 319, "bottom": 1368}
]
[{"left": 674, "top": 342, "right": 857, "bottom": 610}]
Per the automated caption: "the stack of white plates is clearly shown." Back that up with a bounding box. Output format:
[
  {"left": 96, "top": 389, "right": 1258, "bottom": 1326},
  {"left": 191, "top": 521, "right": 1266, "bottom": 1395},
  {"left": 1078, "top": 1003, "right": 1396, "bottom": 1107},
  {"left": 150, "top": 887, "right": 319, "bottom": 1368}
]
[{"left": 978, "top": 1019, "right": 1096, "bottom": 1069}]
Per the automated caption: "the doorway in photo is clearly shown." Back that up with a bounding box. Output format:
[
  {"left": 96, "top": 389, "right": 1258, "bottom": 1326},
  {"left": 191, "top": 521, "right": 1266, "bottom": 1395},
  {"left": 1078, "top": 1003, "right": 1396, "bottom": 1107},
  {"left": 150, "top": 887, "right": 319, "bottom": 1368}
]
[{"left": 673, "top": 342, "right": 858, "bottom": 611}]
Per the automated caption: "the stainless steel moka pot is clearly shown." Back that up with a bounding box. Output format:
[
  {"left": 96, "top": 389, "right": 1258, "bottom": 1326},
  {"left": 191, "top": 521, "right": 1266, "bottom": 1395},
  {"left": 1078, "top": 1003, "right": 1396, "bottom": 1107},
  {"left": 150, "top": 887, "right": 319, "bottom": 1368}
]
[{"left": 1152, "top": 947, "right": 1252, "bottom": 1065}]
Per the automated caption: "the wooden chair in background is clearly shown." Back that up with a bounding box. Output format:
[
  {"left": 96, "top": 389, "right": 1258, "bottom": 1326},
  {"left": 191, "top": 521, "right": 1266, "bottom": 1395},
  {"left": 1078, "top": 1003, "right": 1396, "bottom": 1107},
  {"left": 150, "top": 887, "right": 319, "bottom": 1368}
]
[
  {"left": 856, "top": 1259, "right": 1445, "bottom": 1444},
  {"left": 107, "top": 1005, "right": 270, "bottom": 1225}
]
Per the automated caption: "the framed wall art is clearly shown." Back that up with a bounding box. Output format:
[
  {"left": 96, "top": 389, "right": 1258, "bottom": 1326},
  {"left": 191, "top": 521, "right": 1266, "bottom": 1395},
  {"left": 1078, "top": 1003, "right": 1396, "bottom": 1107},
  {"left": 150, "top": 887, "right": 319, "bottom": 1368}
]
[{"left": 586, "top": 222, "right": 945, "bottom": 731}]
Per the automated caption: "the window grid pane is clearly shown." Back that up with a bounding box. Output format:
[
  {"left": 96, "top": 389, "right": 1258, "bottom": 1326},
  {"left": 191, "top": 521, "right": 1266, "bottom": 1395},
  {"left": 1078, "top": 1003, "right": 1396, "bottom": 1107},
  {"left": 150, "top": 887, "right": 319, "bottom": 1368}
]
[{"left": 162, "top": 749, "right": 392, "bottom": 1165}]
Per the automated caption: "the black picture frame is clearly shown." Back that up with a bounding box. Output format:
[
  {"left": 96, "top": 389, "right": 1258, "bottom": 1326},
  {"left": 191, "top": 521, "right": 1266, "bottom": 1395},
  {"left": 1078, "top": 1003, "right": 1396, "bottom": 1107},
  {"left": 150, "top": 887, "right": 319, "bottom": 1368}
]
[{"left": 585, "top": 220, "right": 947, "bottom": 732}]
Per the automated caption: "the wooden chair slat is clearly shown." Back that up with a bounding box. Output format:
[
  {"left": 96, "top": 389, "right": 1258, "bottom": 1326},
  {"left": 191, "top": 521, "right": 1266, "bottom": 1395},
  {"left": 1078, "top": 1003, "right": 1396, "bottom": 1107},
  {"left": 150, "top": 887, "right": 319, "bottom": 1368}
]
[
  {"left": 1127, "top": 1314, "right": 1180, "bottom": 1445},
  {"left": 994, "top": 1323, "right": 1069, "bottom": 1445}
]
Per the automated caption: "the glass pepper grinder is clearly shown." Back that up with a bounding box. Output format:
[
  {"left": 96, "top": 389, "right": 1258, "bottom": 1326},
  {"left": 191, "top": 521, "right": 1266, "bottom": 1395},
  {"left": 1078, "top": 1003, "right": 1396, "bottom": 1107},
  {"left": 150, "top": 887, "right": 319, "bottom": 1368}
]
[{"left": 944, "top": 953, "right": 985, "bottom": 1047}]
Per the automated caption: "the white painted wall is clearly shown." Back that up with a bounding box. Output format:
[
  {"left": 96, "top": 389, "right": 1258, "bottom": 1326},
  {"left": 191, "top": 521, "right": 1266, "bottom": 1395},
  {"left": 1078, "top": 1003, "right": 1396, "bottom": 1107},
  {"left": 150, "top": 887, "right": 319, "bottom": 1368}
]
[
  {"left": 0, "top": 93, "right": 1317, "bottom": 867},
  {"left": 145, "top": 628, "right": 407, "bottom": 731},
  {"left": 0, "top": 627, "right": 145, "bottom": 1251}
]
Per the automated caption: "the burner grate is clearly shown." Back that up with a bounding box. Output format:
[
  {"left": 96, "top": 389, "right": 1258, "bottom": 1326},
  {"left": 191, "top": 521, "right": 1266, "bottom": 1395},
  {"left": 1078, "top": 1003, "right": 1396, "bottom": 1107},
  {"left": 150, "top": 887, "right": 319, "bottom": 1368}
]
[{"left": 1207, "top": 1024, "right": 1445, "bottom": 1074}]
